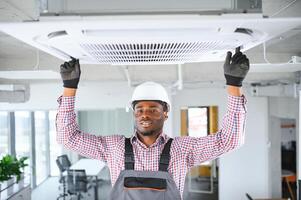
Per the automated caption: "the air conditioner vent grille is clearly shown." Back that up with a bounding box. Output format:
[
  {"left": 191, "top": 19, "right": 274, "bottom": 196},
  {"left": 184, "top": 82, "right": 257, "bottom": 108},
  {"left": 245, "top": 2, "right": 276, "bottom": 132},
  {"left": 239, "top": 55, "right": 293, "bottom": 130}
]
[{"left": 81, "top": 41, "right": 232, "bottom": 64}]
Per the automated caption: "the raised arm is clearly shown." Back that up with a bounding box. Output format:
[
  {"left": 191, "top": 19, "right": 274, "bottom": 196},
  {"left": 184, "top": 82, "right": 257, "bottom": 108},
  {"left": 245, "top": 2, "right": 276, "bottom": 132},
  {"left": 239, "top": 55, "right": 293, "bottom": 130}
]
[
  {"left": 56, "top": 58, "right": 122, "bottom": 161},
  {"left": 178, "top": 48, "right": 249, "bottom": 168}
]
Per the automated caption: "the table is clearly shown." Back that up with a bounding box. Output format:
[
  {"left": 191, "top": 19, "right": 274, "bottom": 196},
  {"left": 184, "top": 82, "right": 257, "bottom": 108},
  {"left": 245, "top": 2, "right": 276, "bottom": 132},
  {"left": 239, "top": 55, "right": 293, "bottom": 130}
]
[
  {"left": 66, "top": 159, "right": 107, "bottom": 200},
  {"left": 70, "top": 159, "right": 106, "bottom": 176}
]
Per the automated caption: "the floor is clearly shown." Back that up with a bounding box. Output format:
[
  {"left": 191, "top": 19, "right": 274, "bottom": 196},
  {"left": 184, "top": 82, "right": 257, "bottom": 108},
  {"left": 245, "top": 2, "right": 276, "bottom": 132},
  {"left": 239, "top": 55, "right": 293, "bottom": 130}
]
[{"left": 32, "top": 175, "right": 218, "bottom": 200}]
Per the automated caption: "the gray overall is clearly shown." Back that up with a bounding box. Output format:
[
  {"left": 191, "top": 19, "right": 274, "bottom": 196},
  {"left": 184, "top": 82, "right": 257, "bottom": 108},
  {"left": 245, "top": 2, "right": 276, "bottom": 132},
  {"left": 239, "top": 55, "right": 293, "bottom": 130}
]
[{"left": 109, "top": 138, "right": 182, "bottom": 200}]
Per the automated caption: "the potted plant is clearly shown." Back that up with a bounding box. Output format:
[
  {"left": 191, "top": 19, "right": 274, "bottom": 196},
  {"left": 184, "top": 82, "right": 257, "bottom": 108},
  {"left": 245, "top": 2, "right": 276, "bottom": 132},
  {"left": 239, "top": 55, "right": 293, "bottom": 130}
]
[
  {"left": 0, "top": 155, "right": 28, "bottom": 196},
  {"left": 0, "top": 155, "right": 16, "bottom": 196},
  {"left": 16, "top": 156, "right": 28, "bottom": 189}
]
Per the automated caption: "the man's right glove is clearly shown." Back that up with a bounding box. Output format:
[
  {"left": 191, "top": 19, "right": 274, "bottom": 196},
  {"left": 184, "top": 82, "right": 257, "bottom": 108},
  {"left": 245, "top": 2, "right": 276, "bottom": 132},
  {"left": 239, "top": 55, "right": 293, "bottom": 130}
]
[
  {"left": 60, "top": 58, "right": 81, "bottom": 89},
  {"left": 223, "top": 47, "right": 249, "bottom": 87}
]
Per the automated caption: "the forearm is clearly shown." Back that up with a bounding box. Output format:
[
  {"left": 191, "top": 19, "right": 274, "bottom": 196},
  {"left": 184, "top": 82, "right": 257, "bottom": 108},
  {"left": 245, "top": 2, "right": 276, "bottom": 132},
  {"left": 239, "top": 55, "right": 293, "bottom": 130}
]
[
  {"left": 219, "top": 107, "right": 246, "bottom": 150},
  {"left": 218, "top": 94, "right": 247, "bottom": 151},
  {"left": 56, "top": 96, "right": 107, "bottom": 160},
  {"left": 185, "top": 95, "right": 247, "bottom": 167},
  {"left": 227, "top": 85, "right": 242, "bottom": 97},
  {"left": 63, "top": 88, "right": 77, "bottom": 96},
  {"left": 56, "top": 96, "right": 79, "bottom": 145}
]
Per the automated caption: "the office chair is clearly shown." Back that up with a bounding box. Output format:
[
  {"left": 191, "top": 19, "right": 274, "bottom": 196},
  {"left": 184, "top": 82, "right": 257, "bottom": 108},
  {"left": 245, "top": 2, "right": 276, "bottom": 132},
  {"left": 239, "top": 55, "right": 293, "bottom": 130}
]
[
  {"left": 67, "top": 169, "right": 89, "bottom": 200},
  {"left": 56, "top": 154, "right": 71, "bottom": 200}
]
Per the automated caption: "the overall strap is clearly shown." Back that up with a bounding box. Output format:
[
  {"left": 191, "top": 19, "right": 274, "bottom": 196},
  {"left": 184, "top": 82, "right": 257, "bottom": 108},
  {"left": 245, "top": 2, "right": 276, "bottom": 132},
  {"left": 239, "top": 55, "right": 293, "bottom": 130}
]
[
  {"left": 124, "top": 138, "right": 135, "bottom": 170},
  {"left": 159, "top": 138, "right": 173, "bottom": 172}
]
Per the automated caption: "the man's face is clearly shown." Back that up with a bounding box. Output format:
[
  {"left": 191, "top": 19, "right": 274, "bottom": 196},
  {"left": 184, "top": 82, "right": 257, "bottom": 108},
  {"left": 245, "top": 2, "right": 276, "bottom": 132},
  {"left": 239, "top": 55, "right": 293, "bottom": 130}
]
[{"left": 133, "top": 101, "right": 168, "bottom": 136}]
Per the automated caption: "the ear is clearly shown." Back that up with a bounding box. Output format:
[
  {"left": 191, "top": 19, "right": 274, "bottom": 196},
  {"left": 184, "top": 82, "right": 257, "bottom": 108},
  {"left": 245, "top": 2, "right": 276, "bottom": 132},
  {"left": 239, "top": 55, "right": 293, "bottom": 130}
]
[{"left": 164, "top": 112, "right": 168, "bottom": 120}]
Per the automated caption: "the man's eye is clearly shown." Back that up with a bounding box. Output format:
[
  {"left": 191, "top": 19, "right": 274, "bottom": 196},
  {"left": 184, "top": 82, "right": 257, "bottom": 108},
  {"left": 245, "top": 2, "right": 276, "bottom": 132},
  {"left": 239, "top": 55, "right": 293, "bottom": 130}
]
[
  {"left": 151, "top": 108, "right": 159, "bottom": 113},
  {"left": 136, "top": 109, "right": 143, "bottom": 113}
]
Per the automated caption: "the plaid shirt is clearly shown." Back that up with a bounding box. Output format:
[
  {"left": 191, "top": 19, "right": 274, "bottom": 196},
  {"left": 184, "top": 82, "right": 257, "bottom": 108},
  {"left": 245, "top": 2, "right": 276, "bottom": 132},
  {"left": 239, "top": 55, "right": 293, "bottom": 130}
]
[{"left": 56, "top": 95, "right": 247, "bottom": 198}]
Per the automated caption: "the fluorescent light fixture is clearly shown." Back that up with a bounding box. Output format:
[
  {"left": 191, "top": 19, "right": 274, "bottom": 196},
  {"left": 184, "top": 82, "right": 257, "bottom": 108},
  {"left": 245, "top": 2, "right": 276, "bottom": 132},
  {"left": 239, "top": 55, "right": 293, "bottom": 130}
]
[{"left": 0, "top": 70, "right": 60, "bottom": 79}]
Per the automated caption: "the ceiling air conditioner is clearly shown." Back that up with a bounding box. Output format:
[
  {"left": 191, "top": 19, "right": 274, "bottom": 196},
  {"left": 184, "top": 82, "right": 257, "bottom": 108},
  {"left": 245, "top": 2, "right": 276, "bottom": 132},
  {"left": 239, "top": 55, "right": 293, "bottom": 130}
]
[
  {"left": 0, "top": 15, "right": 300, "bottom": 65},
  {"left": 0, "top": 84, "right": 30, "bottom": 103}
]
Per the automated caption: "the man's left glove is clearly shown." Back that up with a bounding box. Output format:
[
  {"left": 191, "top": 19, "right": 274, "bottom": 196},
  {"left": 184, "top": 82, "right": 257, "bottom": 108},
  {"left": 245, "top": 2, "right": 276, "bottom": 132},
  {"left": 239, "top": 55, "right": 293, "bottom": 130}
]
[
  {"left": 60, "top": 58, "right": 81, "bottom": 89},
  {"left": 223, "top": 48, "right": 249, "bottom": 87}
]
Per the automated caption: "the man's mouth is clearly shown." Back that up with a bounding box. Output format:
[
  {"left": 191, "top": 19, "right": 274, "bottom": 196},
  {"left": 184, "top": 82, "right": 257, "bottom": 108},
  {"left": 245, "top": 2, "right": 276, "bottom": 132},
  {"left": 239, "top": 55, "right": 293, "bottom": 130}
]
[{"left": 140, "top": 121, "right": 152, "bottom": 128}]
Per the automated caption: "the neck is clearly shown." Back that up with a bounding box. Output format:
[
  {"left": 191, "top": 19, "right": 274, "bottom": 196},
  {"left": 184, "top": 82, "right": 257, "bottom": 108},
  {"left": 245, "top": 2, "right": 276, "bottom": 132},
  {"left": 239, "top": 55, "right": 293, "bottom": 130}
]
[{"left": 136, "top": 131, "right": 161, "bottom": 147}]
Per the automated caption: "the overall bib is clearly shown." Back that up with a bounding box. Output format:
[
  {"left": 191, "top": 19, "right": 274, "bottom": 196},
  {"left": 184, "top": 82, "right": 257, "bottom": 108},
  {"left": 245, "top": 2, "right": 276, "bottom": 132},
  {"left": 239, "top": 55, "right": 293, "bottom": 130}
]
[{"left": 109, "top": 138, "right": 182, "bottom": 200}]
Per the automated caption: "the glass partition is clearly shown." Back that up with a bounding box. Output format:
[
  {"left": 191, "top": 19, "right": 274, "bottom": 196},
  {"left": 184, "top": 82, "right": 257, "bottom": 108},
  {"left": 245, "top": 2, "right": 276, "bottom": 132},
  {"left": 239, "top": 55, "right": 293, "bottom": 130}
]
[
  {"left": 49, "top": 110, "right": 63, "bottom": 176},
  {"left": 15, "top": 111, "right": 31, "bottom": 177},
  {"left": 34, "top": 111, "right": 49, "bottom": 185},
  {"left": 0, "top": 111, "right": 9, "bottom": 157}
]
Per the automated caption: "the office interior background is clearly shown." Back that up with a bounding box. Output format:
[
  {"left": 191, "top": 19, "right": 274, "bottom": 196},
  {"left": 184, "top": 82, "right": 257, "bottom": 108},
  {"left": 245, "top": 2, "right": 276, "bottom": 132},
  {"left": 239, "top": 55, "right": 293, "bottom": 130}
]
[{"left": 0, "top": 0, "right": 301, "bottom": 200}]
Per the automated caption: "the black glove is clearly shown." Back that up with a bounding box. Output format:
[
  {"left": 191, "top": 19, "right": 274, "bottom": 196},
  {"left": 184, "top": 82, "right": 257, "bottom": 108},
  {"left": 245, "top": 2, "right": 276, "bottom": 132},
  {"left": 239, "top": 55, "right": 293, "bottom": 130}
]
[
  {"left": 60, "top": 58, "right": 81, "bottom": 89},
  {"left": 224, "top": 47, "right": 249, "bottom": 87}
]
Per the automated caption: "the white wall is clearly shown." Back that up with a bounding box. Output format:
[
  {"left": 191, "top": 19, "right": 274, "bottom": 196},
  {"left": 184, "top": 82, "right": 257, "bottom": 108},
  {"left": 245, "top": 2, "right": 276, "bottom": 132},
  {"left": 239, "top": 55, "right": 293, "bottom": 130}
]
[
  {"left": 269, "top": 116, "right": 282, "bottom": 198},
  {"left": 172, "top": 87, "right": 270, "bottom": 200},
  {"left": 269, "top": 97, "right": 299, "bottom": 119}
]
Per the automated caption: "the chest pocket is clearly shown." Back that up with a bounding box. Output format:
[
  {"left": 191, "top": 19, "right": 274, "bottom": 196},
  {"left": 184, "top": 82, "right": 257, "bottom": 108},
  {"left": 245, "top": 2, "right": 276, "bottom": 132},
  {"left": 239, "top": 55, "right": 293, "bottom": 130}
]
[
  {"left": 124, "top": 177, "right": 166, "bottom": 200},
  {"left": 124, "top": 177, "right": 167, "bottom": 191}
]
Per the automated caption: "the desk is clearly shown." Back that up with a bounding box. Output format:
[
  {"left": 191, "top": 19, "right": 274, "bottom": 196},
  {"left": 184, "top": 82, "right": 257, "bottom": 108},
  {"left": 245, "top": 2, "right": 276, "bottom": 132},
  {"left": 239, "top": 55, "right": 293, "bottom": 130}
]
[
  {"left": 67, "top": 159, "right": 107, "bottom": 200},
  {"left": 70, "top": 159, "right": 106, "bottom": 176}
]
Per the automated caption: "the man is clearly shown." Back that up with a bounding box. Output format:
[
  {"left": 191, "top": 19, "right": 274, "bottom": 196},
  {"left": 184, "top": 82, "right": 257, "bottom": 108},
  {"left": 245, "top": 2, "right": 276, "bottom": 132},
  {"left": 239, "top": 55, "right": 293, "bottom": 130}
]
[{"left": 56, "top": 48, "right": 249, "bottom": 200}]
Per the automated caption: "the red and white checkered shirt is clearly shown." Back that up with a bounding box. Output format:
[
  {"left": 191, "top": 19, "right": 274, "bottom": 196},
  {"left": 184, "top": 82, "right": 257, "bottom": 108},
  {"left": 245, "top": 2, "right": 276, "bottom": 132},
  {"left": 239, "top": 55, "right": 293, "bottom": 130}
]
[{"left": 56, "top": 95, "right": 247, "bottom": 198}]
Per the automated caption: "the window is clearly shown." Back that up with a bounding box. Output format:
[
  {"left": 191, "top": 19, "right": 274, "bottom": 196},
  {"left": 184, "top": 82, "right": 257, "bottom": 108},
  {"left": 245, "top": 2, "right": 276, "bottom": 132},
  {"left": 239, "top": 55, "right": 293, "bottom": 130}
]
[
  {"left": 49, "top": 110, "right": 63, "bottom": 176},
  {"left": 1, "top": 110, "right": 66, "bottom": 186},
  {"left": 181, "top": 106, "right": 218, "bottom": 193},
  {"left": 188, "top": 107, "right": 208, "bottom": 137},
  {"left": 0, "top": 112, "right": 9, "bottom": 157},
  {"left": 35, "top": 111, "right": 49, "bottom": 185},
  {"left": 15, "top": 111, "right": 31, "bottom": 177}
]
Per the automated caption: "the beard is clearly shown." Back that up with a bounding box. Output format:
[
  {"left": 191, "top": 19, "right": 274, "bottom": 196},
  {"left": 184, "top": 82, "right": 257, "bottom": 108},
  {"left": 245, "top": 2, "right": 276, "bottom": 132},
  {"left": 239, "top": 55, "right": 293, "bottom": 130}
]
[{"left": 139, "top": 130, "right": 156, "bottom": 136}]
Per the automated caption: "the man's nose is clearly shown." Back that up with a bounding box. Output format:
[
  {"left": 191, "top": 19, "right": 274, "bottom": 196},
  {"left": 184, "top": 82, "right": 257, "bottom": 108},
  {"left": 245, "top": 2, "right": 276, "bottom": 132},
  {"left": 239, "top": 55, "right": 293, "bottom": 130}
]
[
  {"left": 139, "top": 109, "right": 152, "bottom": 118},
  {"left": 140, "top": 111, "right": 151, "bottom": 118}
]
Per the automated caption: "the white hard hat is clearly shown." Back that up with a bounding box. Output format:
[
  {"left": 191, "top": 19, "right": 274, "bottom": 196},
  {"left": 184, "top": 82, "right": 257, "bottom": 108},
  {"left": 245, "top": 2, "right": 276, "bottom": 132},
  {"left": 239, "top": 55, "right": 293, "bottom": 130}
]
[{"left": 131, "top": 81, "right": 170, "bottom": 111}]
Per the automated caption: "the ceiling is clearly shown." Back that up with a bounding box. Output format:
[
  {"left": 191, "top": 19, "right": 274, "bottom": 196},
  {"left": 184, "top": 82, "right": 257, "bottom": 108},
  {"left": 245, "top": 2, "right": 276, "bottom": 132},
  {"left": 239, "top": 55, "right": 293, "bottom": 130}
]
[{"left": 0, "top": 0, "right": 301, "bottom": 88}]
